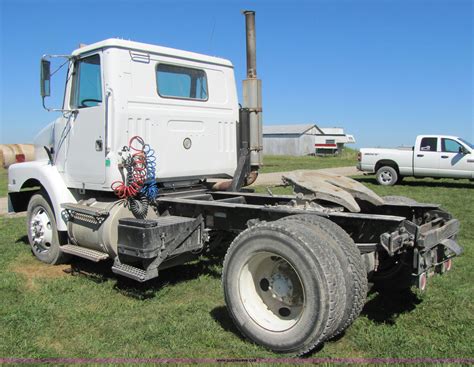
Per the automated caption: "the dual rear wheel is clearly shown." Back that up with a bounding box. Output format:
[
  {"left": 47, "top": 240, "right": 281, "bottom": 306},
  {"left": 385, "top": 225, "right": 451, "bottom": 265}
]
[{"left": 222, "top": 215, "right": 367, "bottom": 355}]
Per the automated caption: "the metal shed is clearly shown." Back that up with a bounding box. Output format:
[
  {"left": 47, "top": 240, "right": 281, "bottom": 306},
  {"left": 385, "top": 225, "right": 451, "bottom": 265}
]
[
  {"left": 263, "top": 124, "right": 321, "bottom": 156},
  {"left": 263, "top": 124, "right": 356, "bottom": 156}
]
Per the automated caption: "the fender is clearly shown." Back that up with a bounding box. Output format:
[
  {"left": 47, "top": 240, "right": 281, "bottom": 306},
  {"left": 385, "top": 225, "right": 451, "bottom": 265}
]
[{"left": 8, "top": 160, "right": 77, "bottom": 231}]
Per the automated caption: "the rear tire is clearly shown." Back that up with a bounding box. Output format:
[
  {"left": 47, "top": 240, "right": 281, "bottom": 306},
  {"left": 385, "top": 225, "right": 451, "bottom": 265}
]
[
  {"left": 27, "top": 193, "right": 69, "bottom": 265},
  {"left": 222, "top": 221, "right": 344, "bottom": 355},
  {"left": 278, "top": 214, "right": 367, "bottom": 337},
  {"left": 376, "top": 166, "right": 398, "bottom": 186}
]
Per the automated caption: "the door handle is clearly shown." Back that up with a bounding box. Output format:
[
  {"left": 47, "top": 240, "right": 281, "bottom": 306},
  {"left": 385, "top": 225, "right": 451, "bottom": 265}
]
[
  {"left": 95, "top": 139, "right": 103, "bottom": 152},
  {"left": 417, "top": 154, "right": 424, "bottom": 158},
  {"left": 441, "top": 155, "right": 449, "bottom": 159}
]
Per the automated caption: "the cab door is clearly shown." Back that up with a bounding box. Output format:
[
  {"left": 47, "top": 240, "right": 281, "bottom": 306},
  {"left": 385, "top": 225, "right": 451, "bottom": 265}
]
[
  {"left": 65, "top": 53, "right": 106, "bottom": 185},
  {"left": 439, "top": 138, "right": 473, "bottom": 178},
  {"left": 414, "top": 137, "right": 441, "bottom": 177}
]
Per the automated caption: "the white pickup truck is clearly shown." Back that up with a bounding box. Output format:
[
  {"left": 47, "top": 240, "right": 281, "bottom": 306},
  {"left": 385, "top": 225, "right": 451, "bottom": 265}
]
[{"left": 357, "top": 135, "right": 474, "bottom": 185}]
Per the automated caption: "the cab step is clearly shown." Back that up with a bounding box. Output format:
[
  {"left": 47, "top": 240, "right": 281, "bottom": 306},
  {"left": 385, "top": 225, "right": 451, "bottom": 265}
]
[
  {"left": 62, "top": 202, "right": 109, "bottom": 216},
  {"left": 61, "top": 202, "right": 110, "bottom": 225},
  {"left": 112, "top": 263, "right": 157, "bottom": 282},
  {"left": 60, "top": 244, "right": 110, "bottom": 262}
]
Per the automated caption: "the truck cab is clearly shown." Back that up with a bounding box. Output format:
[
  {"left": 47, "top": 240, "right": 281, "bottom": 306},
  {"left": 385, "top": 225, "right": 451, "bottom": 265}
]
[
  {"left": 8, "top": 39, "right": 240, "bottom": 229},
  {"left": 414, "top": 135, "right": 473, "bottom": 178}
]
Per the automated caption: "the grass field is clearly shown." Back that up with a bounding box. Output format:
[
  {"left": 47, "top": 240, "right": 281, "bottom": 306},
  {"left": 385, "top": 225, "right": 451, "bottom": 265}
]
[
  {"left": 0, "top": 159, "right": 473, "bottom": 361},
  {"left": 261, "top": 148, "right": 357, "bottom": 173}
]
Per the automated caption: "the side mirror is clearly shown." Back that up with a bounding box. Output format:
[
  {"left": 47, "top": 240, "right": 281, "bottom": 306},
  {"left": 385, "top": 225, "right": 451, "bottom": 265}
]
[{"left": 40, "top": 59, "right": 51, "bottom": 97}]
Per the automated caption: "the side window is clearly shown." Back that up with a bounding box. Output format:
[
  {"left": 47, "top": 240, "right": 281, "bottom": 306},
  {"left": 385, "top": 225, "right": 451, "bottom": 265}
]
[
  {"left": 156, "top": 64, "right": 208, "bottom": 100},
  {"left": 442, "top": 139, "right": 463, "bottom": 153},
  {"left": 420, "top": 137, "right": 438, "bottom": 152},
  {"left": 71, "top": 54, "right": 102, "bottom": 108}
]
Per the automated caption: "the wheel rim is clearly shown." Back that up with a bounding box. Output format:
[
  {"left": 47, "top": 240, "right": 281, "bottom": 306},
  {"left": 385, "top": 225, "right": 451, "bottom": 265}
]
[
  {"left": 29, "top": 206, "right": 53, "bottom": 253},
  {"left": 238, "top": 251, "right": 305, "bottom": 332},
  {"left": 380, "top": 170, "right": 393, "bottom": 184}
]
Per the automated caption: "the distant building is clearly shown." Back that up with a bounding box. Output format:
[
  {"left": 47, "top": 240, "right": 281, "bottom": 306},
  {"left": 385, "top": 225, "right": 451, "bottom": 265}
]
[
  {"left": 262, "top": 124, "right": 355, "bottom": 156},
  {"left": 315, "top": 127, "right": 356, "bottom": 156},
  {"left": 263, "top": 124, "right": 321, "bottom": 156}
]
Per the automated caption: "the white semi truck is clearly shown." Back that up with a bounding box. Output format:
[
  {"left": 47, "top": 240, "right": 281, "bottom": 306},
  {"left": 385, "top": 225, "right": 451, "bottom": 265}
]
[
  {"left": 358, "top": 135, "right": 474, "bottom": 185},
  {"left": 7, "top": 11, "right": 462, "bottom": 355}
]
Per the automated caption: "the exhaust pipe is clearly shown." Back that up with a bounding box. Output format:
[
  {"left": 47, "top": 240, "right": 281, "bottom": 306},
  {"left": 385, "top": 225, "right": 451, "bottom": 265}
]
[
  {"left": 212, "top": 10, "right": 262, "bottom": 191},
  {"left": 242, "top": 10, "right": 263, "bottom": 169}
]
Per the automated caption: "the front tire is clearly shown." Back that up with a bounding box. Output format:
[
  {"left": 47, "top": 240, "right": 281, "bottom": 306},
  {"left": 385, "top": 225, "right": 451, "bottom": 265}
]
[
  {"left": 27, "top": 193, "right": 69, "bottom": 265},
  {"left": 222, "top": 221, "right": 344, "bottom": 355},
  {"left": 376, "top": 166, "right": 398, "bottom": 186}
]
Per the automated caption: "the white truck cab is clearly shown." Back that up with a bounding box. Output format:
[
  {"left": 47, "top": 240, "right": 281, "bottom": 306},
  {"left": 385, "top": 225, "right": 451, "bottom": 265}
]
[
  {"left": 8, "top": 39, "right": 240, "bottom": 229},
  {"left": 358, "top": 134, "right": 474, "bottom": 185}
]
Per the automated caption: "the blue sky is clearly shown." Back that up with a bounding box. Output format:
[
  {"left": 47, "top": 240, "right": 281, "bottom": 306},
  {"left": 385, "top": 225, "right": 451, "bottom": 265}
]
[{"left": 0, "top": 0, "right": 472, "bottom": 148}]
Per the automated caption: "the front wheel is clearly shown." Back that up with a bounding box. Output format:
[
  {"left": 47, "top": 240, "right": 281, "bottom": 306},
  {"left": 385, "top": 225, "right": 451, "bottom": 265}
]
[
  {"left": 222, "top": 221, "right": 343, "bottom": 355},
  {"left": 27, "top": 193, "right": 69, "bottom": 265},
  {"left": 376, "top": 166, "right": 398, "bottom": 186}
]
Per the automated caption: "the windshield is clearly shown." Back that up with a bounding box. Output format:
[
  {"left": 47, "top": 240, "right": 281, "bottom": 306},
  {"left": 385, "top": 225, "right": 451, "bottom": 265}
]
[{"left": 458, "top": 138, "right": 474, "bottom": 149}]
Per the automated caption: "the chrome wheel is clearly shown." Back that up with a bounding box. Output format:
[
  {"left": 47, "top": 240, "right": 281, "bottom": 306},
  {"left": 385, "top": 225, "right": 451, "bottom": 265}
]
[
  {"left": 239, "top": 251, "right": 305, "bottom": 332},
  {"left": 29, "top": 206, "right": 53, "bottom": 253},
  {"left": 380, "top": 170, "right": 393, "bottom": 184},
  {"left": 376, "top": 166, "right": 398, "bottom": 186}
]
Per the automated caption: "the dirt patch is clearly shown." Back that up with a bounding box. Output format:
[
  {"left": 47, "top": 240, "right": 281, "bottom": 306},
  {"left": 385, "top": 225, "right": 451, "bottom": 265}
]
[{"left": 9, "top": 254, "right": 70, "bottom": 290}]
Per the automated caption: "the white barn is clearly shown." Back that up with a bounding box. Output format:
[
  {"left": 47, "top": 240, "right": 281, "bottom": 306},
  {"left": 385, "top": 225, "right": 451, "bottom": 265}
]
[{"left": 263, "top": 124, "right": 355, "bottom": 156}]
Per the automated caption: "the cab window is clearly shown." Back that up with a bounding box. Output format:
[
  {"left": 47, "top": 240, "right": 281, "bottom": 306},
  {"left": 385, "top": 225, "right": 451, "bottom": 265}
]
[
  {"left": 442, "top": 139, "right": 463, "bottom": 153},
  {"left": 71, "top": 54, "right": 102, "bottom": 108},
  {"left": 420, "top": 137, "right": 438, "bottom": 152},
  {"left": 156, "top": 64, "right": 208, "bottom": 101}
]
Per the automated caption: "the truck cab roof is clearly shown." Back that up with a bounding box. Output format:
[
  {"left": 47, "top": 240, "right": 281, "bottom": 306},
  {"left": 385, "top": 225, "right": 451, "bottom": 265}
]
[{"left": 71, "top": 38, "right": 234, "bottom": 68}]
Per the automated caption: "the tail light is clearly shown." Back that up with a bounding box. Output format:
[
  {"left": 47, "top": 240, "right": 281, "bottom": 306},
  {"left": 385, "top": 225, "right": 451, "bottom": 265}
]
[
  {"left": 357, "top": 152, "right": 361, "bottom": 162},
  {"left": 418, "top": 272, "right": 427, "bottom": 291},
  {"left": 445, "top": 259, "right": 452, "bottom": 271}
]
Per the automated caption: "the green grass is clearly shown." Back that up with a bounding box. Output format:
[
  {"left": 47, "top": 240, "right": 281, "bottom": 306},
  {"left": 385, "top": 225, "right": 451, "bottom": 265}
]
[
  {"left": 0, "top": 168, "right": 7, "bottom": 197},
  {"left": 1, "top": 159, "right": 473, "bottom": 361},
  {"left": 260, "top": 148, "right": 357, "bottom": 173}
]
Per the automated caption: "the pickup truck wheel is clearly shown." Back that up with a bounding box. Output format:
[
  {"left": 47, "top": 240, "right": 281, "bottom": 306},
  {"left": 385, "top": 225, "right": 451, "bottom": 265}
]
[
  {"left": 376, "top": 166, "right": 398, "bottom": 186},
  {"left": 277, "top": 214, "right": 368, "bottom": 338},
  {"left": 27, "top": 193, "right": 69, "bottom": 265},
  {"left": 222, "top": 221, "right": 344, "bottom": 355}
]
